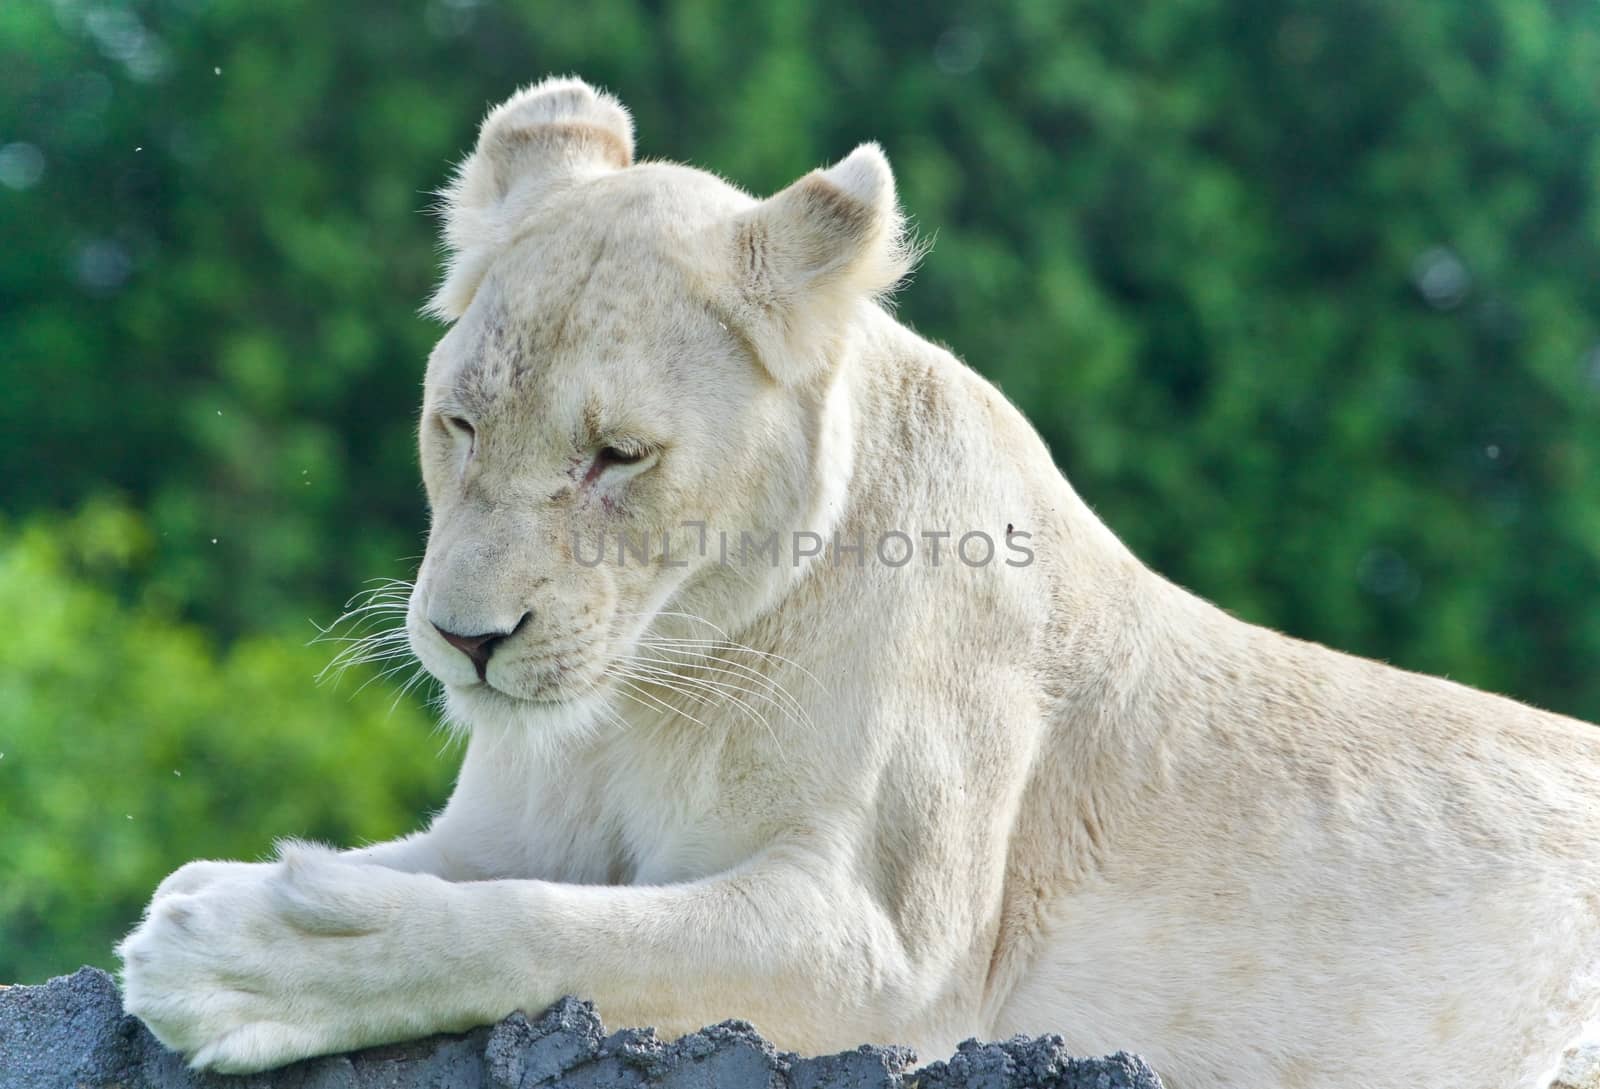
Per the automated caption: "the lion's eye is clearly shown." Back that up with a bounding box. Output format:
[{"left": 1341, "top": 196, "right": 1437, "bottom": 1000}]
[
  {"left": 598, "top": 445, "right": 646, "bottom": 467},
  {"left": 586, "top": 442, "right": 658, "bottom": 485},
  {"left": 436, "top": 414, "right": 477, "bottom": 462}
]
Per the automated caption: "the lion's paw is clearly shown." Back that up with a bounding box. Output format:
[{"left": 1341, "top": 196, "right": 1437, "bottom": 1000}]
[
  {"left": 152, "top": 857, "right": 271, "bottom": 901},
  {"left": 118, "top": 846, "right": 419, "bottom": 1071}
]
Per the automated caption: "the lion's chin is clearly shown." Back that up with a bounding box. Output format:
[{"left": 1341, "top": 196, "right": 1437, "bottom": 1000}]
[{"left": 440, "top": 680, "right": 610, "bottom": 744}]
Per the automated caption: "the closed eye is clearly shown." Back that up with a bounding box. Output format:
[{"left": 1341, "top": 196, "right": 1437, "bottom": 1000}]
[
  {"left": 436, "top": 413, "right": 477, "bottom": 462},
  {"left": 437, "top": 414, "right": 475, "bottom": 442},
  {"left": 586, "top": 442, "right": 659, "bottom": 485},
  {"left": 598, "top": 445, "right": 647, "bottom": 467}
]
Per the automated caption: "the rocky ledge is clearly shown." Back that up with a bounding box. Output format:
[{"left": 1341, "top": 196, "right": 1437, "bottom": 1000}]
[{"left": 0, "top": 968, "right": 1163, "bottom": 1089}]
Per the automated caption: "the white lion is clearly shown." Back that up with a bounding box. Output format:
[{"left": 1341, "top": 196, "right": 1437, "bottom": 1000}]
[{"left": 119, "top": 77, "right": 1600, "bottom": 1088}]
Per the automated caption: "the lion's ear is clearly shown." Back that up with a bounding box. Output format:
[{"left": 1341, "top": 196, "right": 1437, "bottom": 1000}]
[
  {"left": 429, "top": 76, "right": 635, "bottom": 320},
  {"left": 723, "top": 144, "right": 916, "bottom": 386}
]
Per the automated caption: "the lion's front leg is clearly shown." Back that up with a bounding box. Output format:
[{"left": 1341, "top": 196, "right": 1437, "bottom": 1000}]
[
  {"left": 117, "top": 841, "right": 506, "bottom": 1073},
  {"left": 460, "top": 855, "right": 932, "bottom": 1057},
  {"left": 121, "top": 843, "right": 934, "bottom": 1072}
]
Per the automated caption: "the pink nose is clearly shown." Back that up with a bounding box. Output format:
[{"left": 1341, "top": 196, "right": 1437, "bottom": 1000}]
[{"left": 432, "top": 617, "right": 524, "bottom": 681}]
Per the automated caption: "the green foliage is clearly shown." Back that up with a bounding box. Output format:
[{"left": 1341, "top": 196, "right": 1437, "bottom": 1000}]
[
  {"left": 1, "top": 0, "right": 1598, "bottom": 981},
  {"left": 0, "top": 504, "right": 450, "bottom": 983}
]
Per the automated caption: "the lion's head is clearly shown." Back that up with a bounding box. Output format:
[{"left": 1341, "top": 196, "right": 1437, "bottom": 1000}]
[{"left": 404, "top": 77, "right": 913, "bottom": 737}]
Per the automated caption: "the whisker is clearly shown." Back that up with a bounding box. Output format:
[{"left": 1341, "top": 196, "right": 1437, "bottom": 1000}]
[
  {"left": 389, "top": 664, "right": 436, "bottom": 716},
  {"left": 576, "top": 679, "right": 631, "bottom": 738},
  {"left": 609, "top": 676, "right": 712, "bottom": 731},
  {"left": 635, "top": 636, "right": 828, "bottom": 693},
  {"left": 612, "top": 661, "right": 788, "bottom": 752},
  {"left": 313, "top": 600, "right": 410, "bottom": 630},
  {"left": 345, "top": 656, "right": 423, "bottom": 699},
  {"left": 613, "top": 605, "right": 828, "bottom": 692},
  {"left": 620, "top": 650, "right": 810, "bottom": 731},
  {"left": 610, "top": 663, "right": 724, "bottom": 713},
  {"left": 316, "top": 634, "right": 414, "bottom": 681},
  {"left": 313, "top": 578, "right": 423, "bottom": 700},
  {"left": 614, "top": 609, "right": 732, "bottom": 640},
  {"left": 631, "top": 638, "right": 819, "bottom": 716}
]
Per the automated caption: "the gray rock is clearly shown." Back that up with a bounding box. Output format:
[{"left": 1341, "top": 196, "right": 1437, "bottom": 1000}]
[
  {"left": 0, "top": 968, "right": 1163, "bottom": 1089},
  {"left": 917, "top": 1037, "right": 1162, "bottom": 1089}
]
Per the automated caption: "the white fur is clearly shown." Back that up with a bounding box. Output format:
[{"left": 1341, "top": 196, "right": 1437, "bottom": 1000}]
[{"left": 120, "top": 78, "right": 1600, "bottom": 1087}]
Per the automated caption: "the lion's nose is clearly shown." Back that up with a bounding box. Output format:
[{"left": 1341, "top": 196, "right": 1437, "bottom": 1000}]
[{"left": 432, "top": 614, "right": 528, "bottom": 681}]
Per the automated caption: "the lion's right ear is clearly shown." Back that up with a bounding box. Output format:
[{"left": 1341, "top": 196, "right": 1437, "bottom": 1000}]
[{"left": 428, "top": 77, "right": 635, "bottom": 320}]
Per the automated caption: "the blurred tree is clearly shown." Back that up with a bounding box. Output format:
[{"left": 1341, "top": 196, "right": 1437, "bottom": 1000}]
[
  {"left": 0, "top": 0, "right": 1597, "bottom": 980},
  {"left": 0, "top": 502, "right": 450, "bottom": 982}
]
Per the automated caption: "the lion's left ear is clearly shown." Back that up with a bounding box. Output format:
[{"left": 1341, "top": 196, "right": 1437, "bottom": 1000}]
[{"left": 721, "top": 144, "right": 915, "bottom": 385}]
